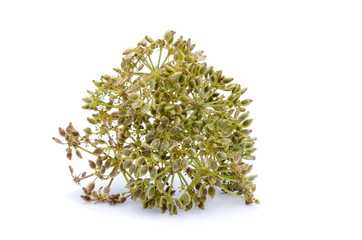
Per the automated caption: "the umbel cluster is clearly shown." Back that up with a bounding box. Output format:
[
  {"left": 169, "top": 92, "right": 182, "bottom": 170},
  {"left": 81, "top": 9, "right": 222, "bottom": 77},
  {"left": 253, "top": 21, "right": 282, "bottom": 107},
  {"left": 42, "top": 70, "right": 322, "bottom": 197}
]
[{"left": 53, "top": 30, "right": 259, "bottom": 215}]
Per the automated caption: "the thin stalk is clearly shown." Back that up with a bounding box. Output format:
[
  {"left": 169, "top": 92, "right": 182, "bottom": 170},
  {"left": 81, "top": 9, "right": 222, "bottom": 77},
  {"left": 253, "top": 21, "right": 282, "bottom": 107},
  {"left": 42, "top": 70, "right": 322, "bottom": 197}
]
[
  {"left": 98, "top": 101, "right": 119, "bottom": 109},
  {"left": 138, "top": 56, "right": 153, "bottom": 71},
  {"left": 168, "top": 173, "right": 175, "bottom": 194},
  {"left": 147, "top": 54, "right": 155, "bottom": 71},
  {"left": 157, "top": 47, "right": 163, "bottom": 68},
  {"left": 178, "top": 172, "right": 189, "bottom": 187},
  {"left": 77, "top": 146, "right": 97, "bottom": 156},
  {"left": 219, "top": 185, "right": 247, "bottom": 200},
  {"left": 187, "top": 174, "right": 201, "bottom": 191},
  {"left": 160, "top": 50, "right": 170, "bottom": 67},
  {"left": 157, "top": 168, "right": 170, "bottom": 179}
]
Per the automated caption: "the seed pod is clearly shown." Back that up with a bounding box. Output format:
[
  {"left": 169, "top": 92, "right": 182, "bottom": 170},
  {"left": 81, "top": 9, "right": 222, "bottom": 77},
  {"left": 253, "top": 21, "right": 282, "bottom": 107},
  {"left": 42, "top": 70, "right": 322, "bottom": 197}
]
[
  {"left": 157, "top": 123, "right": 166, "bottom": 132},
  {"left": 180, "top": 95, "right": 191, "bottom": 102},
  {"left": 81, "top": 195, "right": 92, "bottom": 202},
  {"left": 113, "top": 168, "right": 124, "bottom": 180},
  {"left": 151, "top": 138, "right": 160, "bottom": 148},
  {"left": 242, "top": 119, "right": 253, "bottom": 128},
  {"left": 174, "top": 50, "right": 185, "bottom": 61},
  {"left": 82, "top": 97, "right": 92, "bottom": 103},
  {"left": 240, "top": 129, "right": 252, "bottom": 137},
  {"left": 174, "top": 199, "right": 184, "bottom": 209},
  {"left": 146, "top": 131, "right": 156, "bottom": 140},
  {"left": 172, "top": 160, "right": 180, "bottom": 171},
  {"left": 214, "top": 179, "right": 222, "bottom": 187},
  {"left": 87, "top": 117, "right": 96, "bottom": 125},
  {"left": 216, "top": 151, "right": 227, "bottom": 160},
  {"left": 183, "top": 137, "right": 192, "bottom": 145},
  {"left": 171, "top": 72, "right": 182, "bottom": 81},
  {"left": 52, "top": 137, "right": 62, "bottom": 144},
  {"left": 167, "top": 201, "right": 173, "bottom": 213},
  {"left": 147, "top": 186, "right": 155, "bottom": 198},
  {"left": 66, "top": 151, "right": 72, "bottom": 160},
  {"left": 88, "top": 160, "right": 96, "bottom": 169},
  {"left": 151, "top": 153, "right": 161, "bottom": 162},
  {"left": 128, "top": 164, "right": 136, "bottom": 174},
  {"left": 208, "top": 186, "right": 216, "bottom": 198},
  {"left": 210, "top": 160, "right": 218, "bottom": 171},
  {"left": 222, "top": 77, "right": 233, "bottom": 84},
  {"left": 169, "top": 145, "right": 178, "bottom": 153},
  {"left": 73, "top": 150, "right": 82, "bottom": 159},
  {"left": 185, "top": 201, "right": 193, "bottom": 211},
  {"left": 82, "top": 187, "right": 90, "bottom": 195},
  {"left": 122, "top": 148, "right": 132, "bottom": 156},
  {"left": 247, "top": 174, "right": 258, "bottom": 181},
  {"left": 219, "top": 119, "right": 228, "bottom": 128},
  {"left": 68, "top": 166, "right": 74, "bottom": 176},
  {"left": 245, "top": 148, "right": 257, "bottom": 154},
  {"left": 123, "top": 159, "right": 132, "bottom": 169},
  {"left": 120, "top": 197, "right": 127, "bottom": 204},
  {"left": 181, "top": 159, "right": 188, "bottom": 169},
  {"left": 135, "top": 157, "right": 145, "bottom": 166},
  {"left": 228, "top": 93, "right": 238, "bottom": 101},
  {"left": 59, "top": 127, "right": 66, "bottom": 137},
  {"left": 198, "top": 142, "right": 206, "bottom": 150},
  {"left": 159, "top": 140, "right": 169, "bottom": 152},
  {"left": 132, "top": 100, "right": 143, "bottom": 109},
  {"left": 189, "top": 79, "right": 196, "bottom": 88},
  {"left": 99, "top": 166, "right": 106, "bottom": 175},
  {"left": 242, "top": 154, "right": 256, "bottom": 160},
  {"left": 127, "top": 93, "right": 140, "bottom": 101},
  {"left": 87, "top": 182, "right": 95, "bottom": 192},
  {"left": 92, "top": 80, "right": 101, "bottom": 88},
  {"left": 84, "top": 127, "right": 92, "bottom": 135},
  {"left": 238, "top": 111, "right": 249, "bottom": 123},
  {"left": 141, "top": 102, "right": 151, "bottom": 114},
  {"left": 157, "top": 182, "right": 164, "bottom": 192},
  {"left": 93, "top": 148, "right": 103, "bottom": 156},
  {"left": 163, "top": 30, "right": 175, "bottom": 41},
  {"left": 140, "top": 165, "right": 148, "bottom": 176},
  {"left": 174, "top": 83, "right": 181, "bottom": 92},
  {"left": 103, "top": 186, "right": 110, "bottom": 195},
  {"left": 96, "top": 158, "right": 102, "bottom": 167},
  {"left": 182, "top": 191, "right": 191, "bottom": 205},
  {"left": 133, "top": 189, "right": 141, "bottom": 199},
  {"left": 193, "top": 195, "right": 201, "bottom": 206},
  {"left": 240, "top": 99, "right": 253, "bottom": 106},
  {"left": 187, "top": 148, "right": 196, "bottom": 158},
  {"left": 173, "top": 116, "right": 181, "bottom": 125},
  {"left": 192, "top": 121, "right": 202, "bottom": 128},
  {"left": 139, "top": 191, "right": 147, "bottom": 202},
  {"left": 150, "top": 168, "right": 157, "bottom": 179},
  {"left": 103, "top": 159, "right": 111, "bottom": 169},
  {"left": 221, "top": 129, "right": 232, "bottom": 137}
]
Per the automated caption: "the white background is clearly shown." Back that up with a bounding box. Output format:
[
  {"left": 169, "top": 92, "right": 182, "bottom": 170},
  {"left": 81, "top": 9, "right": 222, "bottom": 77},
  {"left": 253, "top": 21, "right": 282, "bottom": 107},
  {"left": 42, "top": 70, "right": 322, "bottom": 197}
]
[{"left": 1, "top": 0, "right": 361, "bottom": 239}]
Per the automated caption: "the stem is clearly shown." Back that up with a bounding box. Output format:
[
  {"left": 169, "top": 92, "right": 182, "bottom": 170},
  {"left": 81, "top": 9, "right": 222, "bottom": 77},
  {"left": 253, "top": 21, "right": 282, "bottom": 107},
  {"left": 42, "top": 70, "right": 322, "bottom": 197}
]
[
  {"left": 77, "top": 146, "right": 97, "bottom": 156},
  {"left": 168, "top": 173, "right": 175, "bottom": 194},
  {"left": 160, "top": 50, "right": 170, "bottom": 67},
  {"left": 108, "top": 178, "right": 114, "bottom": 187},
  {"left": 147, "top": 54, "right": 155, "bottom": 71},
  {"left": 98, "top": 101, "right": 119, "bottom": 109},
  {"left": 132, "top": 72, "right": 149, "bottom": 76},
  {"left": 187, "top": 174, "right": 201, "bottom": 191},
  {"left": 157, "top": 47, "right": 163, "bottom": 68},
  {"left": 219, "top": 185, "right": 247, "bottom": 200},
  {"left": 178, "top": 172, "right": 189, "bottom": 187},
  {"left": 138, "top": 56, "right": 153, "bottom": 71},
  {"left": 163, "top": 59, "right": 176, "bottom": 66}
]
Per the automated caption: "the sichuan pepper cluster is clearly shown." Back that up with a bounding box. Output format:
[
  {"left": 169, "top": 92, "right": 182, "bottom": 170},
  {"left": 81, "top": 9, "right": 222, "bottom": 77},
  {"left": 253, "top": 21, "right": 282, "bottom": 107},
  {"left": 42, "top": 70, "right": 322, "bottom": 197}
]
[{"left": 53, "top": 30, "right": 259, "bottom": 215}]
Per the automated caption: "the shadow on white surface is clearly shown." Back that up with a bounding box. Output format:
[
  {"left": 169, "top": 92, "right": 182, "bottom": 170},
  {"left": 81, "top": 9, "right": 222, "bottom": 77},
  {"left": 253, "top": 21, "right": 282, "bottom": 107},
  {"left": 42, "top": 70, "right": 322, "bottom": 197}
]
[{"left": 67, "top": 187, "right": 258, "bottom": 219}]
